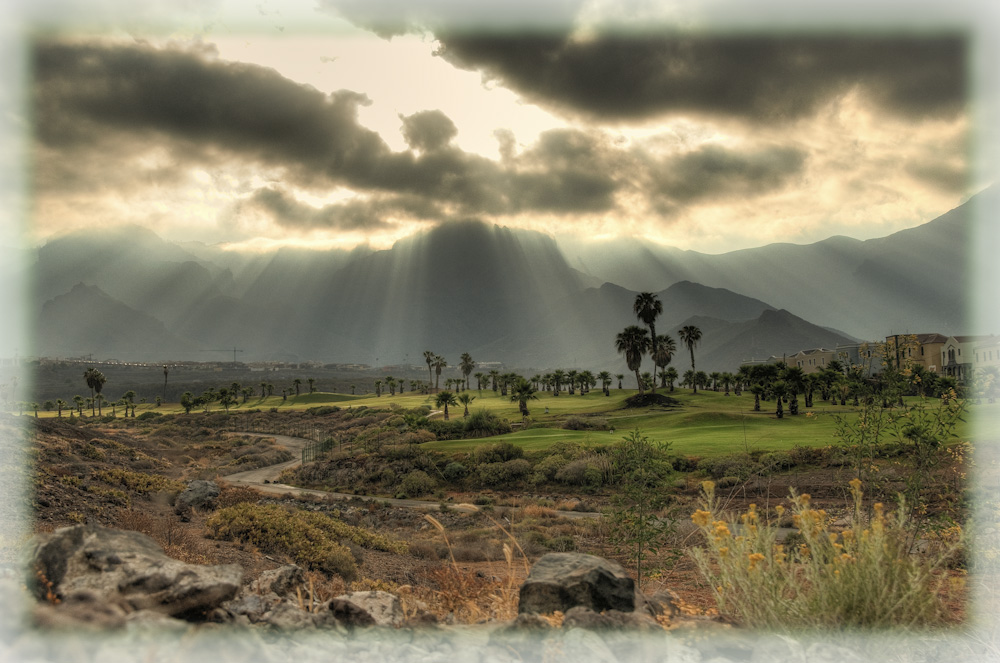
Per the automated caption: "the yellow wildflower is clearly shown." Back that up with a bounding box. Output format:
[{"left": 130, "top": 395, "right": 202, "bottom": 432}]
[
  {"left": 691, "top": 509, "right": 712, "bottom": 527},
  {"left": 748, "top": 553, "right": 765, "bottom": 570}
]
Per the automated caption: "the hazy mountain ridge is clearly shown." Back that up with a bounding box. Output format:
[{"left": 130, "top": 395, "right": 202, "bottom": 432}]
[{"left": 31, "top": 193, "right": 974, "bottom": 372}]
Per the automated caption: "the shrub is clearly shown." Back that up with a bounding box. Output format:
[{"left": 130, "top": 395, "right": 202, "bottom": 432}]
[
  {"left": 443, "top": 462, "right": 468, "bottom": 482},
  {"left": 400, "top": 470, "right": 436, "bottom": 497},
  {"left": 562, "top": 416, "right": 608, "bottom": 431},
  {"left": 136, "top": 411, "right": 162, "bottom": 421},
  {"left": 425, "top": 420, "right": 464, "bottom": 440},
  {"left": 533, "top": 454, "right": 568, "bottom": 480},
  {"left": 758, "top": 451, "right": 794, "bottom": 472},
  {"left": 689, "top": 480, "right": 961, "bottom": 629},
  {"left": 475, "top": 458, "right": 531, "bottom": 487},
  {"left": 471, "top": 441, "right": 524, "bottom": 465},
  {"left": 697, "top": 454, "right": 759, "bottom": 480},
  {"left": 463, "top": 409, "right": 512, "bottom": 437},
  {"left": 92, "top": 468, "right": 185, "bottom": 494},
  {"left": 206, "top": 504, "right": 408, "bottom": 579},
  {"left": 306, "top": 406, "right": 341, "bottom": 416}
]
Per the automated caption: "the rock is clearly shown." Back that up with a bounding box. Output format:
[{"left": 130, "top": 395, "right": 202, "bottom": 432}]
[
  {"left": 333, "top": 590, "right": 403, "bottom": 627},
  {"left": 325, "top": 597, "right": 377, "bottom": 628},
  {"left": 518, "top": 553, "right": 640, "bottom": 615},
  {"left": 175, "top": 480, "right": 220, "bottom": 513},
  {"left": 260, "top": 601, "right": 320, "bottom": 630},
  {"left": 225, "top": 593, "right": 281, "bottom": 623},
  {"left": 250, "top": 565, "right": 305, "bottom": 598},
  {"left": 26, "top": 524, "right": 242, "bottom": 621},
  {"left": 643, "top": 589, "right": 682, "bottom": 618},
  {"left": 561, "top": 606, "right": 659, "bottom": 630}
]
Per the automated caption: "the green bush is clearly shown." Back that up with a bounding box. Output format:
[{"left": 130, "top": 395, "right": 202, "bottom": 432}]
[
  {"left": 533, "top": 454, "right": 569, "bottom": 480},
  {"left": 399, "top": 470, "right": 436, "bottom": 497},
  {"left": 306, "top": 405, "right": 341, "bottom": 416},
  {"left": 136, "top": 411, "right": 162, "bottom": 421},
  {"left": 443, "top": 462, "right": 468, "bottom": 482},
  {"left": 471, "top": 440, "right": 524, "bottom": 465},
  {"left": 698, "top": 454, "right": 759, "bottom": 480},
  {"left": 463, "top": 409, "right": 513, "bottom": 437},
  {"left": 475, "top": 458, "right": 532, "bottom": 487},
  {"left": 562, "top": 416, "right": 609, "bottom": 431},
  {"left": 425, "top": 419, "right": 464, "bottom": 440}
]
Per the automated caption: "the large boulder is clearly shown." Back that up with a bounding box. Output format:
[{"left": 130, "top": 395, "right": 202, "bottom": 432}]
[
  {"left": 27, "top": 524, "right": 241, "bottom": 620},
  {"left": 174, "top": 480, "right": 220, "bottom": 514},
  {"left": 517, "top": 553, "right": 641, "bottom": 615}
]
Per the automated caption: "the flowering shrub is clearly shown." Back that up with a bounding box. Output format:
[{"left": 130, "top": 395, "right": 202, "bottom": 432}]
[{"left": 689, "top": 479, "right": 962, "bottom": 629}]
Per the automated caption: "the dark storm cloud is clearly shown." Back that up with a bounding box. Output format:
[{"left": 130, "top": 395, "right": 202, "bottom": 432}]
[
  {"left": 243, "top": 187, "right": 441, "bottom": 230},
  {"left": 650, "top": 143, "right": 807, "bottom": 205},
  {"left": 34, "top": 40, "right": 394, "bottom": 190},
  {"left": 432, "top": 33, "right": 966, "bottom": 124},
  {"left": 399, "top": 110, "right": 458, "bottom": 151},
  {"left": 317, "top": 0, "right": 586, "bottom": 38}
]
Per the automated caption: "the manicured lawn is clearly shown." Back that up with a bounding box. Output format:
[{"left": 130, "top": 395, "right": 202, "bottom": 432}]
[{"left": 16, "top": 387, "right": 988, "bottom": 460}]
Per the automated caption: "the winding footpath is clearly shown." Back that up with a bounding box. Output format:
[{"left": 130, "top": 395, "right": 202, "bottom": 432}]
[{"left": 221, "top": 433, "right": 600, "bottom": 519}]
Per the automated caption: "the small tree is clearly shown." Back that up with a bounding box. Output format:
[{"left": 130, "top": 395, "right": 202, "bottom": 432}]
[{"left": 608, "top": 429, "right": 675, "bottom": 589}]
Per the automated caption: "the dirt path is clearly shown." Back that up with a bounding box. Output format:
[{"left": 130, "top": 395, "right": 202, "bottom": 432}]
[{"left": 220, "top": 433, "right": 600, "bottom": 519}]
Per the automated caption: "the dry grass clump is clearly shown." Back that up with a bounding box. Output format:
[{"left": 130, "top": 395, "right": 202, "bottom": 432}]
[
  {"left": 91, "top": 468, "right": 185, "bottom": 495},
  {"left": 214, "top": 483, "right": 264, "bottom": 509},
  {"left": 115, "top": 508, "right": 210, "bottom": 564},
  {"left": 206, "top": 504, "right": 408, "bottom": 580},
  {"left": 689, "top": 479, "right": 964, "bottom": 629}
]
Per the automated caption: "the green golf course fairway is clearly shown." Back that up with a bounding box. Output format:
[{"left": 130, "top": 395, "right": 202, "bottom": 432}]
[{"left": 22, "top": 386, "right": 987, "bottom": 459}]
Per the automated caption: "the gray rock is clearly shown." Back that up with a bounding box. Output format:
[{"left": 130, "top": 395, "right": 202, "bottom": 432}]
[
  {"left": 260, "top": 601, "right": 320, "bottom": 630},
  {"left": 334, "top": 590, "right": 403, "bottom": 627},
  {"left": 325, "top": 597, "right": 377, "bottom": 628},
  {"left": 561, "top": 606, "right": 659, "bottom": 631},
  {"left": 26, "top": 524, "right": 242, "bottom": 620},
  {"left": 517, "top": 553, "right": 640, "bottom": 615},
  {"left": 250, "top": 565, "right": 305, "bottom": 598},
  {"left": 175, "top": 480, "right": 220, "bottom": 512}
]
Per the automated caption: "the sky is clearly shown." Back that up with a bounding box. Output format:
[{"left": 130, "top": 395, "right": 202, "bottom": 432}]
[{"left": 3, "top": 0, "right": 999, "bottom": 258}]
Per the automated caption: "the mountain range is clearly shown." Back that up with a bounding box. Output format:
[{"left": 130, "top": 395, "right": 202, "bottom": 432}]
[{"left": 29, "top": 187, "right": 988, "bottom": 373}]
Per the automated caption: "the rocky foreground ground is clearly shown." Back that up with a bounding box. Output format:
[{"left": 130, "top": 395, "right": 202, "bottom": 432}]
[{"left": 3, "top": 522, "right": 996, "bottom": 663}]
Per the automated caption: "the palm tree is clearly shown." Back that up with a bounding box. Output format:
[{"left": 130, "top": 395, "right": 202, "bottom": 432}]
[
  {"left": 457, "top": 392, "right": 476, "bottom": 417},
  {"left": 72, "top": 395, "right": 84, "bottom": 415},
  {"left": 615, "top": 325, "right": 650, "bottom": 396},
  {"left": 709, "top": 372, "right": 721, "bottom": 391},
  {"left": 55, "top": 399, "right": 66, "bottom": 417},
  {"left": 293, "top": 378, "right": 302, "bottom": 396},
  {"left": 83, "top": 367, "right": 106, "bottom": 415},
  {"left": 460, "top": 353, "right": 475, "bottom": 391},
  {"left": 598, "top": 371, "right": 612, "bottom": 396},
  {"left": 552, "top": 368, "right": 566, "bottom": 396},
  {"left": 579, "top": 370, "right": 594, "bottom": 395},
  {"left": 488, "top": 369, "right": 500, "bottom": 392},
  {"left": 433, "top": 355, "right": 446, "bottom": 390},
  {"left": 720, "top": 372, "right": 733, "bottom": 396},
  {"left": 566, "top": 370, "right": 578, "bottom": 395},
  {"left": 772, "top": 380, "right": 787, "bottom": 419},
  {"left": 509, "top": 377, "right": 538, "bottom": 418},
  {"left": 374, "top": 379, "right": 382, "bottom": 397},
  {"left": 616, "top": 373, "right": 624, "bottom": 390},
  {"left": 95, "top": 393, "right": 106, "bottom": 416},
  {"left": 308, "top": 378, "right": 316, "bottom": 394},
  {"left": 678, "top": 326, "right": 702, "bottom": 393},
  {"left": 634, "top": 292, "right": 663, "bottom": 391},
  {"left": 474, "top": 372, "right": 485, "bottom": 391},
  {"left": 424, "top": 350, "right": 435, "bottom": 387},
  {"left": 435, "top": 390, "right": 458, "bottom": 420},
  {"left": 652, "top": 334, "right": 676, "bottom": 389},
  {"left": 782, "top": 366, "right": 805, "bottom": 415},
  {"left": 664, "top": 367, "right": 678, "bottom": 392},
  {"left": 162, "top": 365, "right": 169, "bottom": 401}
]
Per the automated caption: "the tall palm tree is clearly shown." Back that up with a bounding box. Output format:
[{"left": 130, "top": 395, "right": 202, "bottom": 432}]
[
  {"left": 55, "top": 399, "right": 66, "bottom": 417},
  {"left": 615, "top": 325, "right": 650, "bottom": 396},
  {"left": 435, "top": 390, "right": 458, "bottom": 420},
  {"left": 616, "top": 373, "right": 624, "bottom": 389},
  {"left": 566, "top": 370, "right": 578, "bottom": 395},
  {"left": 782, "top": 366, "right": 805, "bottom": 415},
  {"left": 423, "top": 350, "right": 435, "bottom": 386},
  {"left": 162, "top": 365, "right": 169, "bottom": 401},
  {"left": 509, "top": 377, "right": 538, "bottom": 417},
  {"left": 678, "top": 326, "right": 702, "bottom": 393},
  {"left": 474, "top": 372, "right": 485, "bottom": 391},
  {"left": 652, "top": 334, "right": 676, "bottom": 389},
  {"left": 460, "top": 353, "right": 475, "bottom": 391},
  {"left": 488, "top": 369, "right": 500, "bottom": 392},
  {"left": 457, "top": 392, "right": 476, "bottom": 417},
  {"left": 433, "top": 355, "right": 447, "bottom": 390},
  {"left": 634, "top": 293, "right": 663, "bottom": 391},
  {"left": 73, "top": 395, "right": 84, "bottom": 415},
  {"left": 293, "top": 378, "right": 302, "bottom": 396},
  {"left": 83, "top": 367, "right": 106, "bottom": 415},
  {"left": 551, "top": 369, "right": 565, "bottom": 395},
  {"left": 307, "top": 378, "right": 316, "bottom": 394}
]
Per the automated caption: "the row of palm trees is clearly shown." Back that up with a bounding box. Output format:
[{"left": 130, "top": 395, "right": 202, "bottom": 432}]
[{"left": 616, "top": 292, "right": 703, "bottom": 395}]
